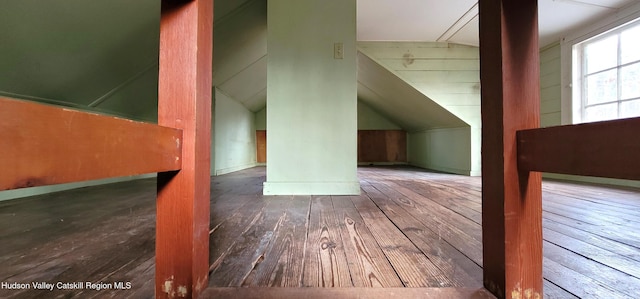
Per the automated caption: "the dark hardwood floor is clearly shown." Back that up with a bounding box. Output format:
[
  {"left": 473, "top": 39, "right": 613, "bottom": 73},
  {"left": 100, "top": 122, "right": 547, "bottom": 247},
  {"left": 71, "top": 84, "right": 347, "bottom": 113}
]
[{"left": 1, "top": 166, "right": 639, "bottom": 298}]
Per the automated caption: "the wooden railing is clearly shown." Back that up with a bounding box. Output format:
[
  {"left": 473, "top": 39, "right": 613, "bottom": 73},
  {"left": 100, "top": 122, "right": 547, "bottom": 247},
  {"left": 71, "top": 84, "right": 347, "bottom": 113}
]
[
  {"left": 0, "top": 97, "right": 182, "bottom": 190},
  {"left": 517, "top": 117, "right": 640, "bottom": 181}
]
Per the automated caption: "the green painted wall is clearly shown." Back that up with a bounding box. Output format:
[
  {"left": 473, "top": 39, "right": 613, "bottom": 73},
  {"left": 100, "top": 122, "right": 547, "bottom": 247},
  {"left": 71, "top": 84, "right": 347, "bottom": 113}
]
[
  {"left": 357, "top": 101, "right": 401, "bottom": 130},
  {"left": 358, "top": 42, "right": 479, "bottom": 176},
  {"left": 0, "top": 0, "right": 160, "bottom": 121},
  {"left": 214, "top": 89, "right": 257, "bottom": 175},
  {"left": 213, "top": 0, "right": 267, "bottom": 112},
  {"left": 540, "top": 43, "right": 562, "bottom": 127},
  {"left": 407, "top": 127, "right": 471, "bottom": 175},
  {"left": 254, "top": 100, "right": 400, "bottom": 145},
  {"left": 255, "top": 107, "right": 267, "bottom": 130},
  {"left": 265, "top": 0, "right": 359, "bottom": 195}
]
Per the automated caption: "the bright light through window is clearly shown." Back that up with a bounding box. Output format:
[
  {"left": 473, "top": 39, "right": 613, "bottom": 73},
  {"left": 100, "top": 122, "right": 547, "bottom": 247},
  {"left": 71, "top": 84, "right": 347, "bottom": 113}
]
[{"left": 574, "top": 20, "right": 640, "bottom": 123}]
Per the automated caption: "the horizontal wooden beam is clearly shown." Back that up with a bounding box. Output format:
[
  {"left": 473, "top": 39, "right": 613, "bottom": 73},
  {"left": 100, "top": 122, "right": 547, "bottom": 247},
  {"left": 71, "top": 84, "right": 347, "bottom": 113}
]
[
  {"left": 0, "top": 97, "right": 182, "bottom": 191},
  {"left": 517, "top": 117, "right": 640, "bottom": 180}
]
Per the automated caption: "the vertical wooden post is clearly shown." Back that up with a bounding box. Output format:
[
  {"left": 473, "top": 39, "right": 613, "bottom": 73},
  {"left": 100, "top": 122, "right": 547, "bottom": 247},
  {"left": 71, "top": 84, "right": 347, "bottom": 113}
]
[
  {"left": 479, "top": 0, "right": 542, "bottom": 298},
  {"left": 156, "top": 0, "right": 213, "bottom": 298}
]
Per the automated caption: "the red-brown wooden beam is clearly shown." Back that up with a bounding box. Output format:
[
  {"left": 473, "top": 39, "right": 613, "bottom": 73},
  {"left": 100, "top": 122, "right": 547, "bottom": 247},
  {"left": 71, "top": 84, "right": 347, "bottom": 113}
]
[
  {"left": 156, "top": 0, "right": 213, "bottom": 298},
  {"left": 0, "top": 97, "right": 182, "bottom": 191},
  {"left": 479, "top": 0, "right": 543, "bottom": 298},
  {"left": 518, "top": 117, "right": 640, "bottom": 181}
]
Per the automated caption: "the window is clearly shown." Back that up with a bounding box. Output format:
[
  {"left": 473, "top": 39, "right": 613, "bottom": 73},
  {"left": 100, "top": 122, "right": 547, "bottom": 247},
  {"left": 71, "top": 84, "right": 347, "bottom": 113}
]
[{"left": 573, "top": 20, "right": 640, "bottom": 123}]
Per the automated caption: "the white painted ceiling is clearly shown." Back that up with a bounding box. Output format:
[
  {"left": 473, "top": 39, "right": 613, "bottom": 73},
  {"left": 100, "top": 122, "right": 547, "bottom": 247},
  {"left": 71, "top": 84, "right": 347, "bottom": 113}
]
[
  {"left": 357, "top": 0, "right": 639, "bottom": 47},
  {"left": 217, "top": 0, "right": 640, "bottom": 47}
]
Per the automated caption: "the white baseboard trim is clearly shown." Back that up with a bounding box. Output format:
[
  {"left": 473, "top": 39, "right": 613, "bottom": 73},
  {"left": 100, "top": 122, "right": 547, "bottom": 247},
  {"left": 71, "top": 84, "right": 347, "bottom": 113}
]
[
  {"left": 215, "top": 163, "right": 257, "bottom": 176},
  {"left": 357, "top": 162, "right": 409, "bottom": 166},
  {"left": 408, "top": 162, "right": 471, "bottom": 176}
]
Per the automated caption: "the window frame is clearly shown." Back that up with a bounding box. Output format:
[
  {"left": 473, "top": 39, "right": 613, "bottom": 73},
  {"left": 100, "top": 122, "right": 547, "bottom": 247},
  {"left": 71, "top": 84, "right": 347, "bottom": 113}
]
[
  {"left": 560, "top": 3, "right": 640, "bottom": 125},
  {"left": 573, "top": 20, "right": 640, "bottom": 123}
]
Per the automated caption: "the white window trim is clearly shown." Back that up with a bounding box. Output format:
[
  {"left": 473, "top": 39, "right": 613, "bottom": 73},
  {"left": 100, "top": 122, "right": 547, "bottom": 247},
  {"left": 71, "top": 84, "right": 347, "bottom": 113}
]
[{"left": 560, "top": 2, "right": 640, "bottom": 125}]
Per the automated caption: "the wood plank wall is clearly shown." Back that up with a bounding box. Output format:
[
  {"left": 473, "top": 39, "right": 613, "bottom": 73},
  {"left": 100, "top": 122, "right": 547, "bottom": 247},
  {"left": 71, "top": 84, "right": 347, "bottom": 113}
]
[{"left": 358, "top": 130, "right": 407, "bottom": 163}]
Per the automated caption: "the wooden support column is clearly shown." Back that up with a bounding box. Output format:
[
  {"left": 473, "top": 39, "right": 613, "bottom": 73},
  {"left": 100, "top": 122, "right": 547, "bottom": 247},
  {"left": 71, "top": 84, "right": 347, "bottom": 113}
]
[
  {"left": 479, "top": 1, "right": 542, "bottom": 298},
  {"left": 156, "top": 0, "right": 213, "bottom": 298}
]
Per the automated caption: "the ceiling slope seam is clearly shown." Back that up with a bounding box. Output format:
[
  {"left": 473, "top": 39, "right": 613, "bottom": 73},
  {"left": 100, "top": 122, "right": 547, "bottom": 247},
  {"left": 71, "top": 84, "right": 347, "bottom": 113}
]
[
  {"left": 437, "top": 3, "right": 479, "bottom": 43},
  {"left": 88, "top": 61, "right": 158, "bottom": 108}
]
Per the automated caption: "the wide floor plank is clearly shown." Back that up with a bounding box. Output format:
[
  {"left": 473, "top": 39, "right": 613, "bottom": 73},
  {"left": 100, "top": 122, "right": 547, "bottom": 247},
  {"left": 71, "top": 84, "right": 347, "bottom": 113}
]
[
  {"left": 246, "top": 196, "right": 310, "bottom": 287},
  {"left": 302, "top": 196, "right": 352, "bottom": 287},
  {"left": 209, "top": 196, "right": 293, "bottom": 287},
  {"left": 350, "top": 192, "right": 453, "bottom": 287},
  {"left": 331, "top": 196, "right": 404, "bottom": 287}
]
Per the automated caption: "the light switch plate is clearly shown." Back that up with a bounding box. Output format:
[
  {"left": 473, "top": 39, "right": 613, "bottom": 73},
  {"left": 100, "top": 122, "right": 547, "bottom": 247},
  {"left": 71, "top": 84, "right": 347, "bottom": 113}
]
[{"left": 334, "top": 43, "right": 344, "bottom": 59}]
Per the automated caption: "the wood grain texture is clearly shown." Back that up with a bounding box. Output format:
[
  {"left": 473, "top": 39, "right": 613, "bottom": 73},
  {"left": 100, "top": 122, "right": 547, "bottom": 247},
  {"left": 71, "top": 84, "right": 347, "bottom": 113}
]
[
  {"left": 155, "top": 0, "right": 213, "bottom": 298},
  {"left": 350, "top": 192, "right": 452, "bottom": 287},
  {"left": 332, "top": 195, "right": 404, "bottom": 287},
  {"left": 479, "top": 0, "right": 543, "bottom": 297},
  {"left": 0, "top": 178, "right": 158, "bottom": 299},
  {"left": 517, "top": 117, "right": 640, "bottom": 180},
  {"left": 0, "top": 97, "right": 181, "bottom": 191},
  {"left": 358, "top": 130, "right": 407, "bottom": 163},
  {"left": 543, "top": 240, "right": 640, "bottom": 297},
  {"left": 248, "top": 196, "right": 310, "bottom": 287},
  {"left": 361, "top": 170, "right": 483, "bottom": 267},
  {"left": 361, "top": 178, "right": 483, "bottom": 287},
  {"left": 364, "top": 182, "right": 483, "bottom": 284},
  {"left": 303, "top": 196, "right": 352, "bottom": 287},
  {"left": 3, "top": 166, "right": 638, "bottom": 298},
  {"left": 201, "top": 287, "right": 496, "bottom": 299},
  {"left": 256, "top": 130, "right": 266, "bottom": 163},
  {"left": 208, "top": 195, "right": 268, "bottom": 273},
  {"left": 208, "top": 196, "right": 292, "bottom": 287}
]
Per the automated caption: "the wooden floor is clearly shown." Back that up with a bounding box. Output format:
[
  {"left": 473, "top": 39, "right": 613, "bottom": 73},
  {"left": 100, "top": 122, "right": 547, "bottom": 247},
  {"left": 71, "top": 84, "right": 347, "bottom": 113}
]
[{"left": 1, "top": 166, "right": 640, "bottom": 298}]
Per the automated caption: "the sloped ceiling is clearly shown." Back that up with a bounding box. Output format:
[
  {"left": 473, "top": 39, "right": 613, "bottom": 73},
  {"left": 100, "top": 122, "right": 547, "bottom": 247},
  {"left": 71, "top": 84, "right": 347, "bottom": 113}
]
[
  {"left": 0, "top": 0, "right": 160, "bottom": 121},
  {"left": 357, "top": 53, "right": 468, "bottom": 131},
  {"left": 213, "top": 0, "right": 267, "bottom": 112},
  {"left": 215, "top": 0, "right": 253, "bottom": 20}
]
